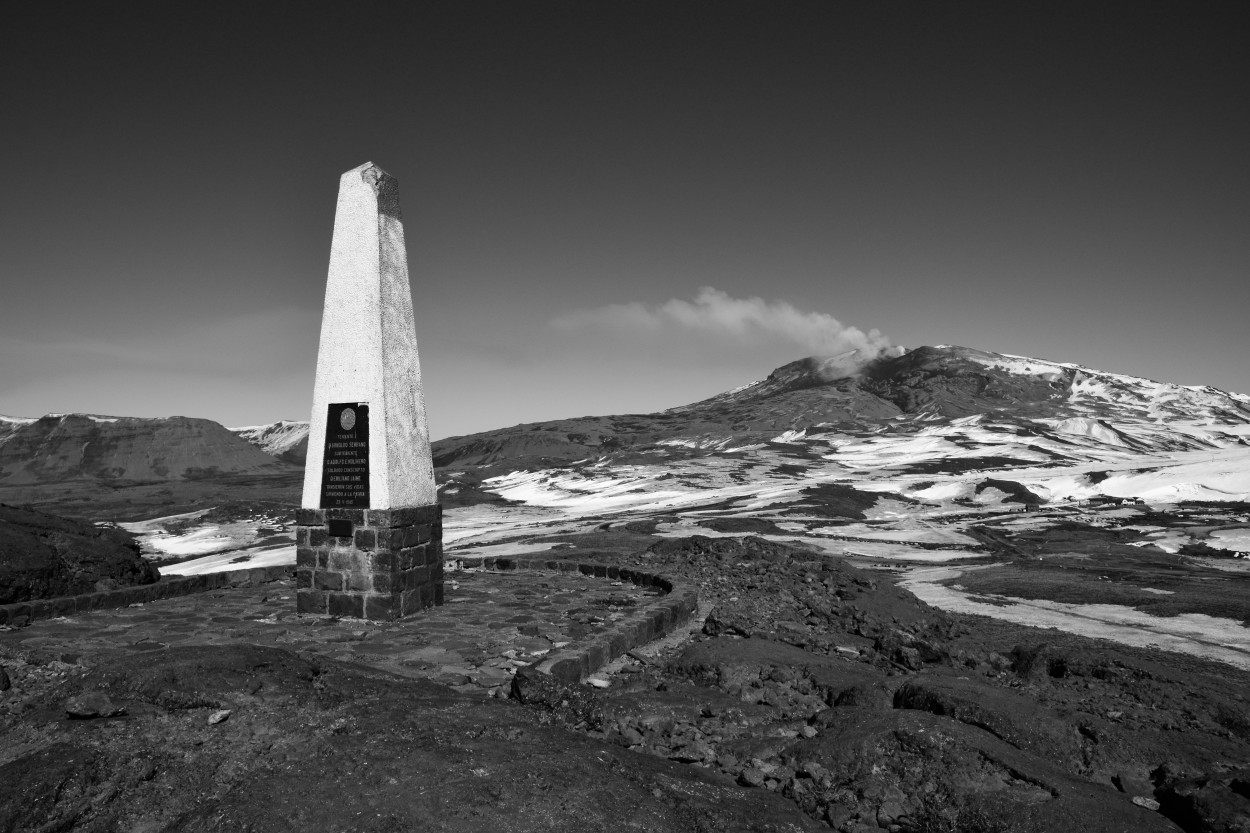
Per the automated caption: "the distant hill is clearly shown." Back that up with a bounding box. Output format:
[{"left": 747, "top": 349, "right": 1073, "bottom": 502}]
[{"left": 0, "top": 414, "right": 296, "bottom": 484}]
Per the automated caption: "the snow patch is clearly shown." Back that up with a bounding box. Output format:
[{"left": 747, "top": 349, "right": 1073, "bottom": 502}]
[
  {"left": 160, "top": 544, "right": 295, "bottom": 576},
  {"left": 902, "top": 566, "right": 1250, "bottom": 670},
  {"left": 1209, "top": 529, "right": 1250, "bottom": 553}
]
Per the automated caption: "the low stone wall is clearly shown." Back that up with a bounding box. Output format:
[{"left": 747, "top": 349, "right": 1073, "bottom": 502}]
[
  {"left": 0, "top": 565, "right": 295, "bottom": 628},
  {"left": 1, "top": 553, "right": 698, "bottom": 684},
  {"left": 450, "top": 554, "right": 699, "bottom": 682}
]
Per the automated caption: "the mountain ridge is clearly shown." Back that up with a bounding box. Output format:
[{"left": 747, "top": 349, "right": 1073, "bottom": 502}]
[
  {"left": 3, "top": 345, "right": 1247, "bottom": 487},
  {"left": 0, "top": 414, "right": 296, "bottom": 484},
  {"left": 427, "top": 344, "right": 1250, "bottom": 471}
]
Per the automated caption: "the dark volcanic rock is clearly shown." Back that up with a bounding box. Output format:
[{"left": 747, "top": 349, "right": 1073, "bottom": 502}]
[
  {"left": 894, "top": 671, "right": 1084, "bottom": 768},
  {"left": 604, "top": 630, "right": 1179, "bottom": 832},
  {"left": 789, "top": 709, "right": 1177, "bottom": 832},
  {"left": 1011, "top": 642, "right": 1090, "bottom": 682},
  {"left": 662, "top": 534, "right": 955, "bottom": 650},
  {"left": 0, "top": 645, "right": 821, "bottom": 833},
  {"left": 783, "top": 483, "right": 881, "bottom": 520},
  {"left": 1156, "top": 767, "right": 1250, "bottom": 833},
  {"left": 859, "top": 345, "right": 1071, "bottom": 418},
  {"left": 976, "top": 478, "right": 1045, "bottom": 504},
  {"left": 701, "top": 517, "right": 789, "bottom": 534},
  {"left": 648, "top": 534, "right": 805, "bottom": 564},
  {"left": 510, "top": 666, "right": 605, "bottom": 730},
  {"left": 670, "top": 637, "right": 887, "bottom": 707},
  {"left": 0, "top": 503, "right": 158, "bottom": 604},
  {"left": 64, "top": 690, "right": 127, "bottom": 718}
]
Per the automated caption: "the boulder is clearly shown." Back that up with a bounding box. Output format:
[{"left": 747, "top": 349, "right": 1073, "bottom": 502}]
[{"left": 1155, "top": 767, "right": 1250, "bottom": 833}]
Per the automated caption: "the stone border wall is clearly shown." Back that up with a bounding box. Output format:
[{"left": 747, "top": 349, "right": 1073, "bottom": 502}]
[
  {"left": 0, "top": 565, "right": 296, "bottom": 628},
  {"left": 451, "top": 554, "right": 699, "bottom": 682},
  {"left": 0, "top": 553, "right": 699, "bottom": 684}
]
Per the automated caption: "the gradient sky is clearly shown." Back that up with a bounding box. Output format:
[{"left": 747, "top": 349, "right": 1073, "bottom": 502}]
[{"left": 2, "top": 3, "right": 1246, "bottom": 440}]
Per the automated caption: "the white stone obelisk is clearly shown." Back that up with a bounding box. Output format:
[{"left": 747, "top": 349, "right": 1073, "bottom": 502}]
[
  {"left": 296, "top": 163, "right": 442, "bottom": 620},
  {"left": 301, "top": 162, "right": 436, "bottom": 509}
]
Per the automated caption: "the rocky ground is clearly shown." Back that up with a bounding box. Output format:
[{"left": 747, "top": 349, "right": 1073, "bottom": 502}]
[
  {"left": 0, "top": 503, "right": 158, "bottom": 604},
  {"left": 0, "top": 643, "right": 819, "bottom": 833},
  {"left": 5, "top": 529, "right": 1250, "bottom": 831},
  {"left": 515, "top": 531, "right": 1250, "bottom": 832}
]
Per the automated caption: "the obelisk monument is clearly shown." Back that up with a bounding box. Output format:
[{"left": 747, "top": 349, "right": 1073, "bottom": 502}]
[{"left": 295, "top": 162, "right": 443, "bottom": 620}]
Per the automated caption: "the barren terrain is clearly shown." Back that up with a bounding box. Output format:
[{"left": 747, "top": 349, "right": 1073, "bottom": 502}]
[{"left": 4, "top": 346, "right": 1250, "bottom": 831}]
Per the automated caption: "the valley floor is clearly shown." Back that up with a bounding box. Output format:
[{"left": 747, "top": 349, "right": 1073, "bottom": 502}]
[{"left": 114, "top": 443, "right": 1250, "bottom": 679}]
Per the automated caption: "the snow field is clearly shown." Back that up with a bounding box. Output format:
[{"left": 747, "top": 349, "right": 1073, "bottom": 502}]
[{"left": 901, "top": 566, "right": 1250, "bottom": 671}]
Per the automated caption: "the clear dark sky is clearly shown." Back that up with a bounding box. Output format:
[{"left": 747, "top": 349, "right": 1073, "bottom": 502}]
[{"left": 2, "top": 3, "right": 1246, "bottom": 439}]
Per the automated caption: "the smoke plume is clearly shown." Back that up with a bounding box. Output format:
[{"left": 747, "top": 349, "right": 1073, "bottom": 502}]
[{"left": 552, "top": 286, "right": 895, "bottom": 363}]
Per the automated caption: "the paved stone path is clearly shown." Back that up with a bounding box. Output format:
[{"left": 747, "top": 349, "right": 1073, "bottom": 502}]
[{"left": 0, "top": 566, "right": 665, "bottom": 697}]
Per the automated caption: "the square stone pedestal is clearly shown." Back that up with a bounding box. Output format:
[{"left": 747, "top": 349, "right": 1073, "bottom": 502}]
[{"left": 295, "top": 505, "right": 443, "bottom": 619}]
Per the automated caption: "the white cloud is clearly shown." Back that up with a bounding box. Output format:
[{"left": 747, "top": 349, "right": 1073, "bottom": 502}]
[{"left": 551, "top": 286, "right": 893, "bottom": 358}]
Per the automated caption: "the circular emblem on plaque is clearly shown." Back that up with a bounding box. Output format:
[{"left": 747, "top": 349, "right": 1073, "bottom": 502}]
[{"left": 340, "top": 407, "right": 356, "bottom": 431}]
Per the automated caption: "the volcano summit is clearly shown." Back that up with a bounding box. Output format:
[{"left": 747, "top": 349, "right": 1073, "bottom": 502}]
[{"left": 428, "top": 344, "right": 1250, "bottom": 473}]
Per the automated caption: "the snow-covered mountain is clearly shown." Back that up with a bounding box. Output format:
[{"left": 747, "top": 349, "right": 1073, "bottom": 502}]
[
  {"left": 431, "top": 345, "right": 1250, "bottom": 473},
  {"left": 229, "top": 420, "right": 310, "bottom": 464},
  {"left": 4, "top": 346, "right": 1247, "bottom": 501},
  {"left": 428, "top": 345, "right": 1250, "bottom": 532}
]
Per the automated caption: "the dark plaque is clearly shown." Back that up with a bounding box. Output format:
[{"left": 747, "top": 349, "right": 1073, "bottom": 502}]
[{"left": 319, "top": 402, "right": 370, "bottom": 509}]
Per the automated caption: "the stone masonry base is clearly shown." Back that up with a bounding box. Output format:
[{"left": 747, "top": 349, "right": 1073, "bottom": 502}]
[{"left": 295, "top": 504, "right": 442, "bottom": 620}]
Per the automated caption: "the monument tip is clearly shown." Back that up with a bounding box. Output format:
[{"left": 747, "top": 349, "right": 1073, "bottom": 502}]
[
  {"left": 344, "top": 161, "right": 395, "bottom": 193},
  {"left": 346, "top": 160, "right": 391, "bottom": 177}
]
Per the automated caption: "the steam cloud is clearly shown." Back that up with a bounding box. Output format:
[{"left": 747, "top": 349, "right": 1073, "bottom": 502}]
[{"left": 553, "top": 286, "right": 895, "bottom": 363}]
